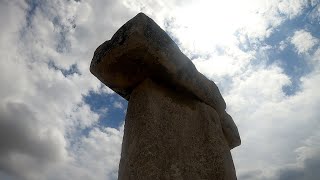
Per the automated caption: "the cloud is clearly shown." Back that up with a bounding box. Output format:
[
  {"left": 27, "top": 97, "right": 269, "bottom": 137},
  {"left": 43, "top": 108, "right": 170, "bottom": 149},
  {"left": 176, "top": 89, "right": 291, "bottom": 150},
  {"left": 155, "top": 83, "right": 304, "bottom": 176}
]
[
  {"left": 229, "top": 62, "right": 320, "bottom": 180},
  {"left": 113, "top": 101, "right": 124, "bottom": 109},
  {"left": 0, "top": 102, "right": 66, "bottom": 180},
  {"left": 291, "top": 29, "right": 318, "bottom": 54},
  {"left": 151, "top": 0, "right": 308, "bottom": 57},
  {"left": 0, "top": 0, "right": 127, "bottom": 179},
  {"left": 277, "top": 0, "right": 308, "bottom": 18},
  {"left": 238, "top": 130, "right": 320, "bottom": 180},
  {"left": 71, "top": 127, "right": 123, "bottom": 180},
  {"left": 279, "top": 40, "right": 289, "bottom": 51},
  {"left": 311, "top": 48, "right": 320, "bottom": 65},
  {"left": 44, "top": 127, "right": 124, "bottom": 180}
]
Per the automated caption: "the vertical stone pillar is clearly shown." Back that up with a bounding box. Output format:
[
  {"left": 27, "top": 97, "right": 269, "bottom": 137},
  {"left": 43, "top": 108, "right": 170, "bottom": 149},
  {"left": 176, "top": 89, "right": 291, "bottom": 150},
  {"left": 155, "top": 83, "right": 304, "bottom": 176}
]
[{"left": 90, "top": 13, "right": 241, "bottom": 180}]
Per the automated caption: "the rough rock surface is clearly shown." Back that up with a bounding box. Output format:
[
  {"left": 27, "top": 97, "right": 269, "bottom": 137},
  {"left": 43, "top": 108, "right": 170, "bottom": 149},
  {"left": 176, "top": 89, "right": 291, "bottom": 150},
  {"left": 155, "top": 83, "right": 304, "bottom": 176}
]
[
  {"left": 119, "top": 79, "right": 237, "bottom": 180},
  {"left": 90, "top": 12, "right": 241, "bottom": 179}
]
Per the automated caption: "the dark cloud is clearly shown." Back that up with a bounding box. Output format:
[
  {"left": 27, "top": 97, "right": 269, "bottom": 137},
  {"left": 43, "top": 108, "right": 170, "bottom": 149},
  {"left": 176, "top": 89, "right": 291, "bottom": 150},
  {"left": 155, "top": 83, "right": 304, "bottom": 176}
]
[
  {"left": 276, "top": 155, "right": 320, "bottom": 180},
  {"left": 0, "top": 171, "right": 17, "bottom": 180},
  {"left": 238, "top": 169, "right": 264, "bottom": 180},
  {"left": 0, "top": 102, "right": 64, "bottom": 179},
  {"left": 237, "top": 154, "right": 320, "bottom": 180},
  {"left": 277, "top": 167, "right": 304, "bottom": 180}
]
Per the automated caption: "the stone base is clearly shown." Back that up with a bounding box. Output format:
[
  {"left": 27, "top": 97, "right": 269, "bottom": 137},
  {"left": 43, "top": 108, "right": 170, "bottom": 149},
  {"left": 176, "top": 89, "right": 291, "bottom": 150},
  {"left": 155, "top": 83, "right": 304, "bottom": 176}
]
[{"left": 118, "top": 79, "right": 237, "bottom": 180}]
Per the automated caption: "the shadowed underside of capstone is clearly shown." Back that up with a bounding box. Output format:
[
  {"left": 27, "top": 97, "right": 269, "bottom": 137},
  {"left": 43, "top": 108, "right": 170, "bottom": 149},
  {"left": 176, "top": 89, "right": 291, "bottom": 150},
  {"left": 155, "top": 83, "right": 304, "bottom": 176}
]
[{"left": 90, "top": 12, "right": 241, "bottom": 180}]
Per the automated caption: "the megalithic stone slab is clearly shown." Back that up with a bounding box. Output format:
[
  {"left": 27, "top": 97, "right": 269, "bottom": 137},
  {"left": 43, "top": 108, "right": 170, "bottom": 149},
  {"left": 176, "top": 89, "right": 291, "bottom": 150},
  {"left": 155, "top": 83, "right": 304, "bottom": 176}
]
[
  {"left": 90, "top": 12, "right": 240, "bottom": 149},
  {"left": 90, "top": 12, "right": 241, "bottom": 179},
  {"left": 119, "top": 79, "right": 237, "bottom": 179}
]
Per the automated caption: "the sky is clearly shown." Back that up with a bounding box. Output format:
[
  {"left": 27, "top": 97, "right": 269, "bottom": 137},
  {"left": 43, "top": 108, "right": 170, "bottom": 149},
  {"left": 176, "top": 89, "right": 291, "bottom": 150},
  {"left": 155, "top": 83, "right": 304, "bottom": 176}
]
[{"left": 0, "top": 0, "right": 319, "bottom": 180}]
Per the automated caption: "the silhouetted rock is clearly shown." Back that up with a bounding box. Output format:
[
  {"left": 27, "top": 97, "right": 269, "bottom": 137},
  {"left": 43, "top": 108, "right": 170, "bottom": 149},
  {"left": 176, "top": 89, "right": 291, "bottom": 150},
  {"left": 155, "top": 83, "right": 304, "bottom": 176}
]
[{"left": 90, "top": 12, "right": 241, "bottom": 180}]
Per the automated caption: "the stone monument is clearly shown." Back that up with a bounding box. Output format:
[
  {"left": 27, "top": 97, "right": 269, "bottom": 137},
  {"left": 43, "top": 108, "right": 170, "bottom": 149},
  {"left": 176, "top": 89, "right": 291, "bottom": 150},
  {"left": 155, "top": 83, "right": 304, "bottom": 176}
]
[{"left": 90, "top": 13, "right": 241, "bottom": 180}]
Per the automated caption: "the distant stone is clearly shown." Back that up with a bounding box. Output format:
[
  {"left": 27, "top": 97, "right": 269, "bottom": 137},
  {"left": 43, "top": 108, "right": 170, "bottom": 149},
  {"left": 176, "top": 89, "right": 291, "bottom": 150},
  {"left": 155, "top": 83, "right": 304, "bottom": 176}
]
[{"left": 90, "top": 12, "right": 241, "bottom": 179}]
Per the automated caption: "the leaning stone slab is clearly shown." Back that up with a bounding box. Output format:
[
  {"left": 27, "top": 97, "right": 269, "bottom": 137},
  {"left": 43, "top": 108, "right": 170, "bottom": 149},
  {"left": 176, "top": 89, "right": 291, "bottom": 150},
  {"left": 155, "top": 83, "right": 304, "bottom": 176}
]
[{"left": 90, "top": 12, "right": 241, "bottom": 179}]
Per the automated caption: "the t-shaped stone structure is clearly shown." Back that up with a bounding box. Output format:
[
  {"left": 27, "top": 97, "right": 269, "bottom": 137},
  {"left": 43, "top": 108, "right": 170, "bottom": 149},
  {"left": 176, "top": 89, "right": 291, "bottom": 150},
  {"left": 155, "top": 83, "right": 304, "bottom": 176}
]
[{"left": 90, "top": 13, "right": 241, "bottom": 180}]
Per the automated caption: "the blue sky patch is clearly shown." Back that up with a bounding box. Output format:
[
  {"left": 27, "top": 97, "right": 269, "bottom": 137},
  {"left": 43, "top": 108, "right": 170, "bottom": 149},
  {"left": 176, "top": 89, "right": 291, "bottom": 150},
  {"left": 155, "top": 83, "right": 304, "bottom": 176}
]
[
  {"left": 263, "top": 6, "right": 319, "bottom": 95},
  {"left": 84, "top": 91, "right": 127, "bottom": 129},
  {"left": 48, "top": 61, "right": 81, "bottom": 77}
]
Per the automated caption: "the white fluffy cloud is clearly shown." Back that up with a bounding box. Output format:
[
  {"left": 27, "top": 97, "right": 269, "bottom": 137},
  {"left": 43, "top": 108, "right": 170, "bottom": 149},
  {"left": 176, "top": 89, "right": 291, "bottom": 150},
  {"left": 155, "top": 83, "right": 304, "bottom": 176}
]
[
  {"left": 237, "top": 73, "right": 320, "bottom": 180},
  {"left": 291, "top": 30, "right": 319, "bottom": 54},
  {"left": 0, "top": 0, "right": 319, "bottom": 180},
  {"left": 44, "top": 126, "right": 124, "bottom": 180},
  {"left": 113, "top": 101, "right": 124, "bottom": 109}
]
